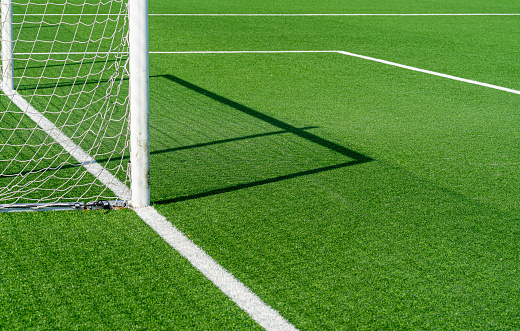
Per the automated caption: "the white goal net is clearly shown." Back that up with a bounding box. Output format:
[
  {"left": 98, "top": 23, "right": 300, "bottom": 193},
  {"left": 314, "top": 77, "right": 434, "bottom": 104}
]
[{"left": 0, "top": 0, "right": 148, "bottom": 211}]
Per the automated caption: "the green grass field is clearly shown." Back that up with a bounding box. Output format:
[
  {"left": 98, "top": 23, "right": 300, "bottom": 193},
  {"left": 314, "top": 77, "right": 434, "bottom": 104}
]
[{"left": 2, "top": 0, "right": 520, "bottom": 329}]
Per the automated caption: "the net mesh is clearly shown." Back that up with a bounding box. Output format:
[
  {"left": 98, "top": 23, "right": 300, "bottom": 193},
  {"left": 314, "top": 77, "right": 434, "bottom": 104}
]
[{"left": 0, "top": 0, "right": 130, "bottom": 207}]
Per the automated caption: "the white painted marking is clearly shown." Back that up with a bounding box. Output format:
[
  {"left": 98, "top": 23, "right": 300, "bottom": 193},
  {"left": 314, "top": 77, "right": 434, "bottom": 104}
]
[
  {"left": 4, "top": 88, "right": 131, "bottom": 199},
  {"left": 149, "top": 50, "right": 334, "bottom": 54},
  {"left": 135, "top": 206, "right": 299, "bottom": 331},
  {"left": 150, "top": 13, "right": 520, "bottom": 16},
  {"left": 335, "top": 50, "right": 520, "bottom": 95}
]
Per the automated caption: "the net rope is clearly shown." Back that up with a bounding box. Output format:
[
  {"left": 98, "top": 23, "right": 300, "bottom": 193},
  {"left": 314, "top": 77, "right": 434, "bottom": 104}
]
[{"left": 0, "top": 0, "right": 130, "bottom": 207}]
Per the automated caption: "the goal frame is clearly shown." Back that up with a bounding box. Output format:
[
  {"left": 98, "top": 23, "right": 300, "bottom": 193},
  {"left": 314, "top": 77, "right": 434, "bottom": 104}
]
[
  {"left": 128, "top": 0, "right": 150, "bottom": 208},
  {"left": 0, "top": 0, "right": 150, "bottom": 209}
]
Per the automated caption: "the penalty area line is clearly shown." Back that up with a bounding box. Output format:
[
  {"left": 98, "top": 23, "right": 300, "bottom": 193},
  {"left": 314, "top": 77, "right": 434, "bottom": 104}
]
[
  {"left": 151, "top": 50, "right": 520, "bottom": 95},
  {"left": 335, "top": 50, "right": 520, "bottom": 95},
  {"left": 149, "top": 50, "right": 335, "bottom": 54}
]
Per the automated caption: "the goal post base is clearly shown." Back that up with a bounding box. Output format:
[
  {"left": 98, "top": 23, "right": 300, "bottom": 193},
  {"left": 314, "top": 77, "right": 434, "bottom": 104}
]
[{"left": 0, "top": 200, "right": 127, "bottom": 213}]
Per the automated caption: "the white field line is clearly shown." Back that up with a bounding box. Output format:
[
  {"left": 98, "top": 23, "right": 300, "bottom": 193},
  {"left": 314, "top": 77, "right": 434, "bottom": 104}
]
[
  {"left": 150, "top": 13, "right": 520, "bottom": 16},
  {"left": 2, "top": 87, "right": 297, "bottom": 330},
  {"left": 4, "top": 89, "right": 131, "bottom": 199},
  {"left": 334, "top": 50, "right": 520, "bottom": 95},
  {"left": 135, "top": 206, "right": 299, "bottom": 331},
  {"left": 151, "top": 50, "right": 520, "bottom": 95},
  {"left": 149, "top": 50, "right": 335, "bottom": 54}
]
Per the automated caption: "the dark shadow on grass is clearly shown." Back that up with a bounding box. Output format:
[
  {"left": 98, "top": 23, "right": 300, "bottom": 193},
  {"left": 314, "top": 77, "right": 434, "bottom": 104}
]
[
  {"left": 152, "top": 74, "right": 374, "bottom": 205},
  {"left": 2, "top": 74, "right": 374, "bottom": 203},
  {"left": 151, "top": 126, "right": 318, "bottom": 154},
  {"left": 156, "top": 160, "right": 366, "bottom": 204},
  {"left": 158, "top": 74, "right": 373, "bottom": 162}
]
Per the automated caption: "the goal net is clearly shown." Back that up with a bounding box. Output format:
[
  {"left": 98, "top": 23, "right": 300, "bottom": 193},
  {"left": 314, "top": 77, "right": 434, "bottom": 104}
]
[{"left": 0, "top": 0, "right": 149, "bottom": 211}]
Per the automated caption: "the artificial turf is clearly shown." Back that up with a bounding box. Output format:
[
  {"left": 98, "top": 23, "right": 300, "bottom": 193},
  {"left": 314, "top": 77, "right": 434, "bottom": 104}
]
[
  {"left": 0, "top": 210, "right": 262, "bottom": 330},
  {"left": 149, "top": 52, "right": 520, "bottom": 329},
  {"left": 2, "top": 0, "right": 520, "bottom": 329},
  {"left": 149, "top": 0, "right": 520, "bottom": 15}
]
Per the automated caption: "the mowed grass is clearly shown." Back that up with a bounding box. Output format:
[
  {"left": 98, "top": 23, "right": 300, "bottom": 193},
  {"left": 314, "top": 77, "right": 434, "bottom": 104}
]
[
  {"left": 2, "top": 0, "right": 520, "bottom": 330},
  {"left": 149, "top": 53, "right": 520, "bottom": 329},
  {"left": 0, "top": 210, "right": 262, "bottom": 330},
  {"left": 149, "top": 0, "right": 520, "bottom": 15},
  {"left": 146, "top": 2, "right": 520, "bottom": 329}
]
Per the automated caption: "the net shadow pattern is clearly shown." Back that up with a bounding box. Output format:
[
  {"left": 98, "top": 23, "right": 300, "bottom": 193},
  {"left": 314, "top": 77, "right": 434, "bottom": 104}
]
[{"left": 152, "top": 74, "right": 374, "bottom": 205}]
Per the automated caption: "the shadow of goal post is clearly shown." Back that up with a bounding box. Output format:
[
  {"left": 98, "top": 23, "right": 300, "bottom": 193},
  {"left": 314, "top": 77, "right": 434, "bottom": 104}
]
[{"left": 0, "top": 0, "right": 151, "bottom": 209}]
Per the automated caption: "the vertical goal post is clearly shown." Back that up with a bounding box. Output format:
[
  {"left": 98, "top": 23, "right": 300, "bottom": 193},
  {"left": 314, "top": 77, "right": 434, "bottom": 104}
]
[
  {"left": 1, "top": 0, "right": 13, "bottom": 92},
  {"left": 0, "top": 0, "right": 150, "bottom": 210},
  {"left": 128, "top": 0, "right": 150, "bottom": 208}
]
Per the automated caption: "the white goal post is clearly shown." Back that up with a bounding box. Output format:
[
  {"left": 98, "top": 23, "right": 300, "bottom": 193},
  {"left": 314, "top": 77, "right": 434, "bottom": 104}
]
[
  {"left": 128, "top": 0, "right": 150, "bottom": 209},
  {"left": 1, "top": 0, "right": 14, "bottom": 92},
  {"left": 0, "top": 0, "right": 149, "bottom": 211}
]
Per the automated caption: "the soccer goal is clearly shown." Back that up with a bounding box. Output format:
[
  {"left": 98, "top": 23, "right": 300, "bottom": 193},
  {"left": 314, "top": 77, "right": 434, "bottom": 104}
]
[{"left": 0, "top": 0, "right": 149, "bottom": 211}]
